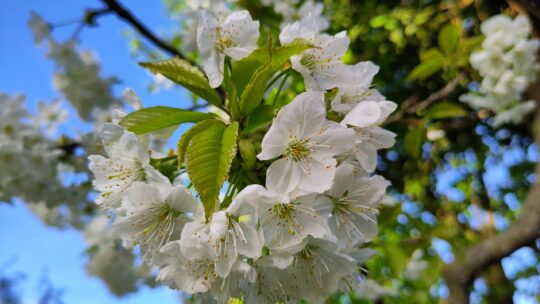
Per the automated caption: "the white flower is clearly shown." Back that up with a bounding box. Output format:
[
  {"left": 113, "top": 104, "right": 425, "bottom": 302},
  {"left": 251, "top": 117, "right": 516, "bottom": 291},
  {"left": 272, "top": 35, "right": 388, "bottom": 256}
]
[
  {"left": 88, "top": 124, "right": 169, "bottom": 208},
  {"left": 493, "top": 100, "right": 536, "bottom": 127},
  {"left": 34, "top": 99, "right": 68, "bottom": 135},
  {"left": 461, "top": 14, "right": 539, "bottom": 127},
  {"left": 283, "top": 238, "right": 357, "bottom": 302},
  {"left": 325, "top": 163, "right": 390, "bottom": 249},
  {"left": 113, "top": 181, "right": 198, "bottom": 260},
  {"left": 180, "top": 198, "right": 263, "bottom": 278},
  {"left": 28, "top": 12, "right": 50, "bottom": 45},
  {"left": 156, "top": 240, "right": 218, "bottom": 293},
  {"left": 244, "top": 238, "right": 357, "bottom": 303},
  {"left": 258, "top": 91, "right": 355, "bottom": 197},
  {"left": 280, "top": 18, "right": 350, "bottom": 90},
  {"left": 236, "top": 184, "right": 332, "bottom": 251},
  {"left": 276, "top": 0, "right": 329, "bottom": 31},
  {"left": 404, "top": 249, "right": 429, "bottom": 280},
  {"left": 341, "top": 100, "right": 397, "bottom": 172},
  {"left": 197, "top": 10, "right": 260, "bottom": 88},
  {"left": 84, "top": 215, "right": 149, "bottom": 296},
  {"left": 331, "top": 61, "right": 385, "bottom": 114},
  {"left": 354, "top": 279, "right": 398, "bottom": 301}
]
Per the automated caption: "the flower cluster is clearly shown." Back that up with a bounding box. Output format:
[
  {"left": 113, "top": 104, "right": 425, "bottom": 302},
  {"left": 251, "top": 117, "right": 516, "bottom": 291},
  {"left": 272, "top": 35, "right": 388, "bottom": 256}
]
[
  {"left": 460, "top": 14, "right": 540, "bottom": 126},
  {"left": 0, "top": 92, "right": 93, "bottom": 227},
  {"left": 29, "top": 12, "right": 122, "bottom": 122},
  {"left": 88, "top": 4, "right": 397, "bottom": 303}
]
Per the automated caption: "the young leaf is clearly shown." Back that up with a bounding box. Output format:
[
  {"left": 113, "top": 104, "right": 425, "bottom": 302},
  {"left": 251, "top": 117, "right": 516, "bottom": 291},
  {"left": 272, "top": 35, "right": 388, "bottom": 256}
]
[
  {"left": 438, "top": 23, "right": 460, "bottom": 55},
  {"left": 407, "top": 48, "right": 445, "bottom": 81},
  {"left": 119, "top": 106, "right": 214, "bottom": 135},
  {"left": 239, "top": 61, "right": 272, "bottom": 117},
  {"left": 139, "top": 58, "right": 222, "bottom": 106},
  {"left": 425, "top": 102, "right": 468, "bottom": 120},
  {"left": 177, "top": 119, "right": 222, "bottom": 167},
  {"left": 231, "top": 39, "right": 312, "bottom": 97},
  {"left": 185, "top": 121, "right": 239, "bottom": 221},
  {"left": 243, "top": 104, "right": 274, "bottom": 133}
]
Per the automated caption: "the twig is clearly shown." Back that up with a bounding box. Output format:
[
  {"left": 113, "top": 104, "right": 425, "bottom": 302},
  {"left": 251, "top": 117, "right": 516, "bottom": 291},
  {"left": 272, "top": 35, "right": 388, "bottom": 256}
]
[
  {"left": 93, "top": 0, "right": 225, "bottom": 102},
  {"left": 385, "top": 73, "right": 465, "bottom": 124},
  {"left": 99, "top": 0, "right": 187, "bottom": 61}
]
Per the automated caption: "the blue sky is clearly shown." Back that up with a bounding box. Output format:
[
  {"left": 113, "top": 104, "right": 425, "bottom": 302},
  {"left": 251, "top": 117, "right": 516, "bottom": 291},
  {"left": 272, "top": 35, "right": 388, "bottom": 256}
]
[{"left": 0, "top": 0, "right": 186, "bottom": 303}]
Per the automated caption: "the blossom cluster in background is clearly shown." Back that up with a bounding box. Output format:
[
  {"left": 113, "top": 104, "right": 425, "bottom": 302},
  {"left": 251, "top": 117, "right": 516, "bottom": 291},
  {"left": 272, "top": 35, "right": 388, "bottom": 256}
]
[{"left": 460, "top": 14, "right": 540, "bottom": 126}]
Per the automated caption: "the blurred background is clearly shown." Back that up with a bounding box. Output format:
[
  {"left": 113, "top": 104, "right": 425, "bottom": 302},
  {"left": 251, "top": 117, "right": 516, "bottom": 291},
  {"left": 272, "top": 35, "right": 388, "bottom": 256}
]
[{"left": 1, "top": 0, "right": 539, "bottom": 303}]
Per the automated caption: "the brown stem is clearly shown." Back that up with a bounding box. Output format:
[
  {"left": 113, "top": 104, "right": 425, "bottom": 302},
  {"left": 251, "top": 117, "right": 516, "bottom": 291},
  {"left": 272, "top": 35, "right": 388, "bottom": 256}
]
[
  {"left": 99, "top": 0, "right": 187, "bottom": 60},
  {"left": 385, "top": 73, "right": 465, "bottom": 124}
]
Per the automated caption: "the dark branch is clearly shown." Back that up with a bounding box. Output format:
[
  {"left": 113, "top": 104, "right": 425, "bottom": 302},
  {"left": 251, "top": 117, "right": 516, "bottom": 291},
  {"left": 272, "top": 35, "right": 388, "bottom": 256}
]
[
  {"left": 385, "top": 73, "right": 465, "bottom": 124},
  {"left": 92, "top": 0, "right": 225, "bottom": 102},
  {"left": 99, "top": 0, "right": 188, "bottom": 61}
]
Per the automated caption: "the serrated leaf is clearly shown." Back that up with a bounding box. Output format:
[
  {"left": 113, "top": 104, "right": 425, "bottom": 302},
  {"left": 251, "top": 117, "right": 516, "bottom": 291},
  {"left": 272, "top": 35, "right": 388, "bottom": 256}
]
[
  {"left": 177, "top": 119, "right": 222, "bottom": 168},
  {"left": 425, "top": 102, "right": 468, "bottom": 120},
  {"left": 243, "top": 104, "right": 274, "bottom": 133},
  {"left": 139, "top": 58, "right": 221, "bottom": 106},
  {"left": 404, "top": 124, "right": 426, "bottom": 158},
  {"left": 185, "top": 121, "right": 239, "bottom": 221},
  {"left": 438, "top": 23, "right": 460, "bottom": 54},
  {"left": 119, "top": 106, "right": 214, "bottom": 134}
]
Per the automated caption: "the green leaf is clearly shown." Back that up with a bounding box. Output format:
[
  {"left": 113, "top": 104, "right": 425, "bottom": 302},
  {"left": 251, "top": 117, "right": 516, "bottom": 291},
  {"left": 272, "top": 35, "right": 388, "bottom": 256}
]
[
  {"left": 438, "top": 23, "right": 460, "bottom": 54},
  {"left": 239, "top": 61, "right": 273, "bottom": 117},
  {"left": 119, "top": 106, "right": 214, "bottom": 135},
  {"left": 185, "top": 121, "right": 239, "bottom": 221},
  {"left": 150, "top": 155, "right": 179, "bottom": 181},
  {"left": 176, "top": 119, "right": 222, "bottom": 167},
  {"left": 425, "top": 102, "right": 468, "bottom": 120},
  {"left": 404, "top": 124, "right": 426, "bottom": 158},
  {"left": 231, "top": 39, "right": 312, "bottom": 99},
  {"left": 407, "top": 48, "right": 445, "bottom": 81},
  {"left": 236, "top": 39, "right": 313, "bottom": 118},
  {"left": 243, "top": 104, "right": 274, "bottom": 133},
  {"left": 139, "top": 58, "right": 222, "bottom": 106},
  {"left": 270, "top": 39, "right": 313, "bottom": 71}
]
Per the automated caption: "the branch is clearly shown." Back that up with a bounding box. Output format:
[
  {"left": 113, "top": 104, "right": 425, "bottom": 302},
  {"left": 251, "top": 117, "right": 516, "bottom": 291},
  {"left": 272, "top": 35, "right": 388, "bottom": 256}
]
[
  {"left": 99, "top": 0, "right": 188, "bottom": 61},
  {"left": 385, "top": 73, "right": 465, "bottom": 124},
  {"left": 442, "top": 83, "right": 540, "bottom": 304},
  {"left": 92, "top": 0, "right": 225, "bottom": 102}
]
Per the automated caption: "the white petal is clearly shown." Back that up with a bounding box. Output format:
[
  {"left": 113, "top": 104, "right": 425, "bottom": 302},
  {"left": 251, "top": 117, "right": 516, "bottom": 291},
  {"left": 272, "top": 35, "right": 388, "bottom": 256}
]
[
  {"left": 342, "top": 101, "right": 383, "bottom": 128},
  {"left": 257, "top": 120, "right": 289, "bottom": 160},
  {"left": 266, "top": 158, "right": 302, "bottom": 199},
  {"left": 165, "top": 185, "right": 198, "bottom": 213},
  {"left": 354, "top": 142, "right": 378, "bottom": 172}
]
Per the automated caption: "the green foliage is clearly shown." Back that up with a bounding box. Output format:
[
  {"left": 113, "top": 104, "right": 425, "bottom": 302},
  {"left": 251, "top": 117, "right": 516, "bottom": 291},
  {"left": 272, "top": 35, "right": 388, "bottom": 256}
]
[
  {"left": 176, "top": 119, "right": 222, "bottom": 167},
  {"left": 231, "top": 39, "right": 312, "bottom": 118},
  {"left": 424, "top": 102, "right": 468, "bottom": 120},
  {"left": 438, "top": 23, "right": 460, "bottom": 55},
  {"left": 404, "top": 124, "right": 426, "bottom": 158},
  {"left": 139, "top": 57, "right": 222, "bottom": 107},
  {"left": 119, "top": 106, "right": 214, "bottom": 134},
  {"left": 407, "top": 48, "right": 445, "bottom": 81},
  {"left": 243, "top": 104, "right": 274, "bottom": 133},
  {"left": 185, "top": 121, "right": 239, "bottom": 221}
]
